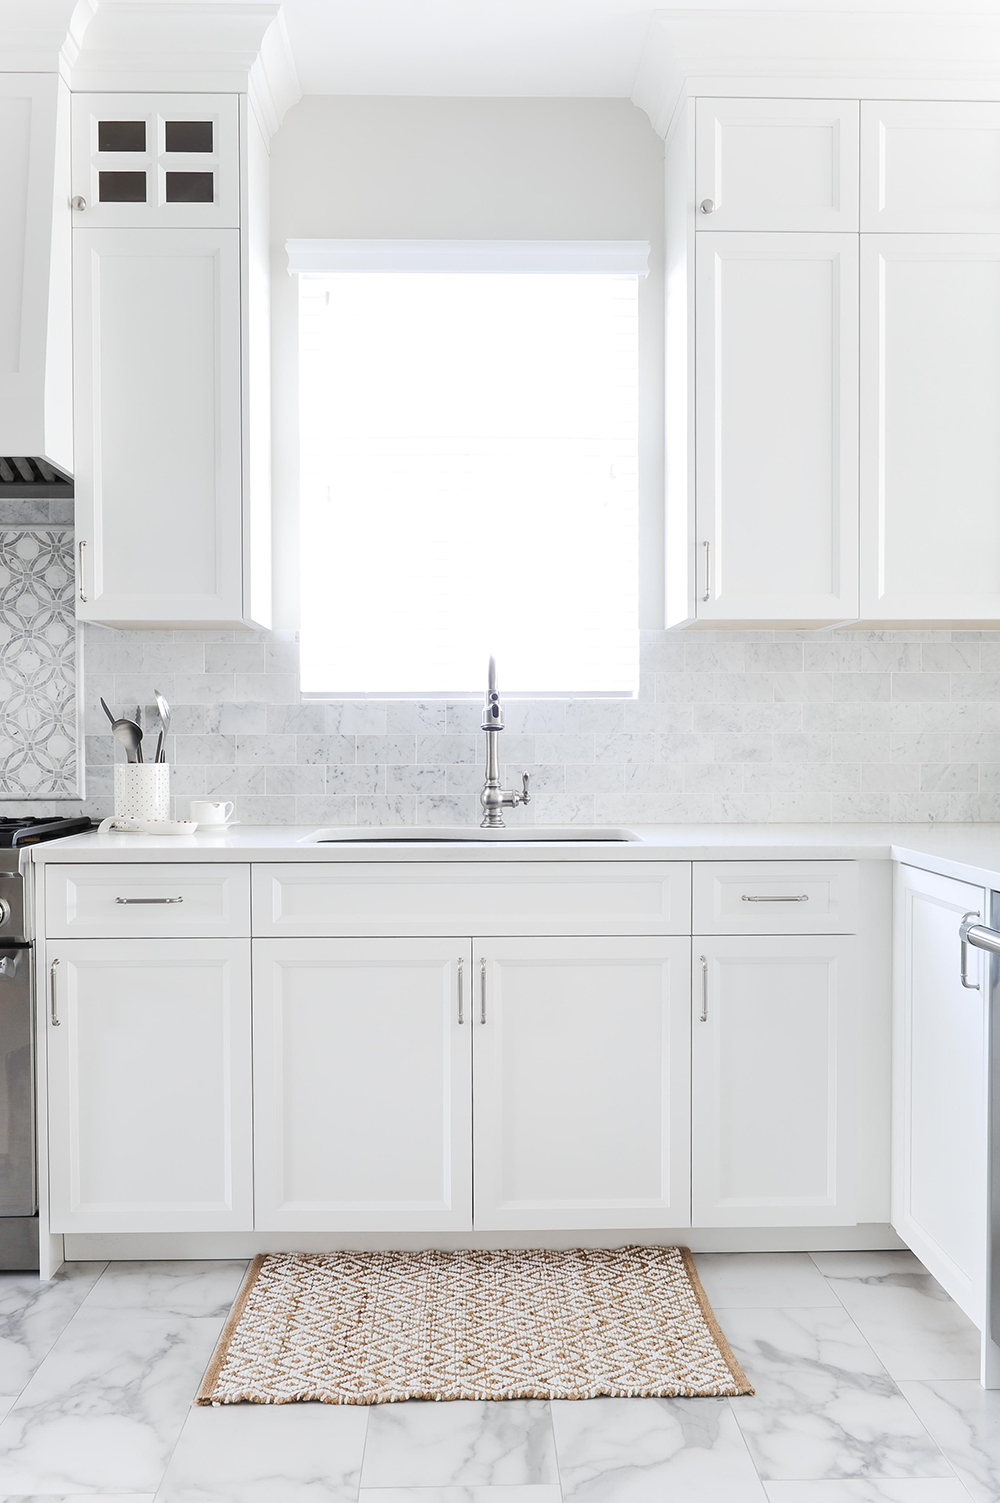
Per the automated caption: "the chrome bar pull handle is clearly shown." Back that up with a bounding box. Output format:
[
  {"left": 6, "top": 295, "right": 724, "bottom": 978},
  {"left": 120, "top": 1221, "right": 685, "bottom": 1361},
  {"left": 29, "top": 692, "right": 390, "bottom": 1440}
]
[
  {"left": 742, "top": 894, "right": 809, "bottom": 903},
  {"left": 115, "top": 896, "right": 184, "bottom": 905},
  {"left": 457, "top": 956, "right": 464, "bottom": 1025},
  {"left": 699, "top": 954, "right": 709, "bottom": 1022},
  {"left": 480, "top": 957, "right": 487, "bottom": 1025},
  {"left": 702, "top": 540, "right": 711, "bottom": 603},
  {"left": 78, "top": 540, "right": 87, "bottom": 604},
  {"left": 960, "top": 910, "right": 983, "bottom": 989},
  {"left": 49, "top": 958, "right": 61, "bottom": 1027}
]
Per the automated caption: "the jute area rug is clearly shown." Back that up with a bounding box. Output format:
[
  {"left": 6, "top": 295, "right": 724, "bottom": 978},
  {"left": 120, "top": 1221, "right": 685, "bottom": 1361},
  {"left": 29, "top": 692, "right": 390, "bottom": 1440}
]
[{"left": 196, "top": 1246, "right": 752, "bottom": 1405}]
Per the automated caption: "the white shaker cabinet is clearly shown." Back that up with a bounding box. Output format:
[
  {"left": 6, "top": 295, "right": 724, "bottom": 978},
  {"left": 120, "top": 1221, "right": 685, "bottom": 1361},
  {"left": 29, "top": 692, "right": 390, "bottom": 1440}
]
[
  {"left": 472, "top": 937, "right": 691, "bottom": 1231},
  {"left": 860, "top": 235, "right": 1000, "bottom": 622},
  {"left": 696, "top": 98, "right": 860, "bottom": 232},
  {"left": 695, "top": 233, "right": 859, "bottom": 623},
  {"left": 46, "top": 939, "right": 252, "bottom": 1233},
  {"left": 0, "top": 74, "right": 72, "bottom": 474},
  {"left": 892, "top": 865, "right": 988, "bottom": 1327},
  {"left": 861, "top": 102, "right": 1000, "bottom": 233},
  {"left": 73, "top": 227, "right": 245, "bottom": 626},
  {"left": 691, "top": 935, "right": 857, "bottom": 1226},
  {"left": 252, "top": 939, "right": 472, "bottom": 1232}
]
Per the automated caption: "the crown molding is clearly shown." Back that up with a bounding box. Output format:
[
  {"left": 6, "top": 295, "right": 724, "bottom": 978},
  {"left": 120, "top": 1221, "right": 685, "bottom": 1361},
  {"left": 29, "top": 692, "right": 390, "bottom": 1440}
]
[
  {"left": 68, "top": 0, "right": 301, "bottom": 135},
  {"left": 632, "top": 9, "right": 1000, "bottom": 139},
  {"left": 0, "top": 0, "right": 96, "bottom": 78}
]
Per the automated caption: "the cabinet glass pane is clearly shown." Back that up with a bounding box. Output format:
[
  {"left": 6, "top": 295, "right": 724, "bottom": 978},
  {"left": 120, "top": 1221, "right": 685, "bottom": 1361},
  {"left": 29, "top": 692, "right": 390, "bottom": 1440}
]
[
  {"left": 165, "top": 171, "right": 214, "bottom": 204},
  {"left": 165, "top": 120, "right": 213, "bottom": 154},
  {"left": 98, "top": 171, "right": 146, "bottom": 203},
  {"left": 97, "top": 120, "right": 146, "bottom": 153}
]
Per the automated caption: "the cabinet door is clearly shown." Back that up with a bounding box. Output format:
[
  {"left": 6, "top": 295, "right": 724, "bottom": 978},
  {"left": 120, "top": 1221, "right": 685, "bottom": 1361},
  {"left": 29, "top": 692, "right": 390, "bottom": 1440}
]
[
  {"left": 46, "top": 939, "right": 252, "bottom": 1233},
  {"left": 73, "top": 227, "right": 244, "bottom": 625},
  {"left": 893, "top": 865, "right": 987, "bottom": 1325},
  {"left": 696, "top": 233, "right": 859, "bottom": 622},
  {"left": 860, "top": 235, "right": 1000, "bottom": 622},
  {"left": 253, "top": 939, "right": 472, "bottom": 1231},
  {"left": 696, "top": 99, "right": 859, "bottom": 231},
  {"left": 71, "top": 93, "right": 239, "bottom": 228},
  {"left": 472, "top": 937, "right": 691, "bottom": 1230},
  {"left": 692, "top": 936, "right": 856, "bottom": 1226},
  {"left": 0, "top": 74, "right": 72, "bottom": 472},
  {"left": 861, "top": 102, "right": 1000, "bottom": 232}
]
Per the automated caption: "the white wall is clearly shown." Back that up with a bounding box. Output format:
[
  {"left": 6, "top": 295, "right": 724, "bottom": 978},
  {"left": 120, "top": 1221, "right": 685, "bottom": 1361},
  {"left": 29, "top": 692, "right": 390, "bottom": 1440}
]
[{"left": 269, "top": 95, "right": 665, "bottom": 630}]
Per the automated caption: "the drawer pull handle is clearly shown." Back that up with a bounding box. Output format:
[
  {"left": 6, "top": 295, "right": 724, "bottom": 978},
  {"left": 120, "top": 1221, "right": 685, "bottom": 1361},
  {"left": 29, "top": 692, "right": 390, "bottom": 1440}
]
[
  {"left": 49, "top": 958, "right": 60, "bottom": 1027},
  {"left": 741, "top": 894, "right": 809, "bottom": 903},
  {"left": 457, "top": 956, "right": 464, "bottom": 1024},
  {"left": 114, "top": 896, "right": 184, "bottom": 905},
  {"left": 480, "top": 957, "right": 487, "bottom": 1025},
  {"left": 960, "top": 910, "right": 982, "bottom": 990},
  {"left": 699, "top": 954, "right": 708, "bottom": 1022}
]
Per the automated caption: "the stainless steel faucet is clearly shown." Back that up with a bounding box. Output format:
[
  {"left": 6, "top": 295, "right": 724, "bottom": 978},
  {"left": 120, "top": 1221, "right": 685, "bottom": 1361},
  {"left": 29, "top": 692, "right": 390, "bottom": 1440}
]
[{"left": 480, "top": 657, "right": 531, "bottom": 828}]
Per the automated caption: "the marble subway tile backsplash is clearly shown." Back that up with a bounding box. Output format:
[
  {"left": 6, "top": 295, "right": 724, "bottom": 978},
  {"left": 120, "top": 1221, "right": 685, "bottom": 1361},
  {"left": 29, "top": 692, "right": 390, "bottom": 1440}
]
[{"left": 51, "top": 623, "right": 1000, "bottom": 826}]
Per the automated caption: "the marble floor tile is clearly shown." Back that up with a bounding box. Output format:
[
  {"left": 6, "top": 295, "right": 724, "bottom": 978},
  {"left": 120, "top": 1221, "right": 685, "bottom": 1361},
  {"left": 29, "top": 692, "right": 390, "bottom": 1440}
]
[
  {"left": 357, "top": 1491, "right": 563, "bottom": 1502},
  {"left": 809, "top": 1257, "right": 979, "bottom": 1381},
  {"left": 0, "top": 1309, "right": 225, "bottom": 1495},
  {"left": 695, "top": 1253, "right": 843, "bottom": 1309},
  {"left": 155, "top": 1402, "right": 369, "bottom": 1502},
  {"left": 552, "top": 1394, "right": 767, "bottom": 1501},
  {"left": 899, "top": 1379, "right": 1000, "bottom": 1503},
  {"left": 764, "top": 1481, "right": 973, "bottom": 1500},
  {"left": 361, "top": 1400, "right": 557, "bottom": 1488},
  {"left": 84, "top": 1261, "right": 249, "bottom": 1320},
  {"left": 0, "top": 1263, "right": 106, "bottom": 1399},
  {"left": 722, "top": 1308, "right": 953, "bottom": 1481}
]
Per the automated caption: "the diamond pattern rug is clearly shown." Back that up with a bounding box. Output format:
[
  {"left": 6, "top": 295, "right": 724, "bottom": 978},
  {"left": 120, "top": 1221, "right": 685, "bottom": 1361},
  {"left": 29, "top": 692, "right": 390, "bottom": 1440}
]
[{"left": 196, "top": 1246, "right": 752, "bottom": 1405}]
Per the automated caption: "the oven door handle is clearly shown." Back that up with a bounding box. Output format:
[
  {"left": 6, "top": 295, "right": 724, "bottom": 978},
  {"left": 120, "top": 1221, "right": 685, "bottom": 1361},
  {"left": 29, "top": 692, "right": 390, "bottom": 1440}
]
[{"left": 960, "top": 916, "right": 1000, "bottom": 956}]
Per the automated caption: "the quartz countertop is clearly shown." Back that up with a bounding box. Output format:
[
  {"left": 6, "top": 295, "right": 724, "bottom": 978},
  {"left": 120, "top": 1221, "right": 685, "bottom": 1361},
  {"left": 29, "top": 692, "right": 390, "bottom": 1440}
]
[{"left": 24, "top": 821, "right": 1000, "bottom": 889}]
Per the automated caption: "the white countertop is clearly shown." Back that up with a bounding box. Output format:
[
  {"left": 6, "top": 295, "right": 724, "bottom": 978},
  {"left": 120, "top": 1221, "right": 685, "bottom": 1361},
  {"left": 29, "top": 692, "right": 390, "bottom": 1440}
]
[{"left": 25, "top": 821, "right": 1000, "bottom": 889}]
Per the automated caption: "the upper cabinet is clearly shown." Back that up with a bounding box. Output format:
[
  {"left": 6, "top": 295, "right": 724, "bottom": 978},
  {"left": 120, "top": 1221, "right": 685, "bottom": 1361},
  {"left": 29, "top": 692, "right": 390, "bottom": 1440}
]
[
  {"left": 861, "top": 103, "right": 1000, "bottom": 233},
  {"left": 0, "top": 74, "right": 72, "bottom": 475},
  {"left": 695, "top": 99, "right": 859, "bottom": 232},
  {"left": 71, "top": 93, "right": 271, "bottom": 629},
  {"left": 667, "top": 95, "right": 1000, "bottom": 628},
  {"left": 71, "top": 93, "right": 239, "bottom": 229}
]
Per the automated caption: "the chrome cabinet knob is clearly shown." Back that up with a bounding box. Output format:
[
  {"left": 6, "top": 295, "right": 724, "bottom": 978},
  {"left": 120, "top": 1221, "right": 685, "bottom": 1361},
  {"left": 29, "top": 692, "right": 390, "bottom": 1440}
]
[
  {"left": 700, "top": 198, "right": 715, "bottom": 214},
  {"left": 0, "top": 899, "right": 10, "bottom": 928},
  {"left": 70, "top": 195, "right": 87, "bottom": 211}
]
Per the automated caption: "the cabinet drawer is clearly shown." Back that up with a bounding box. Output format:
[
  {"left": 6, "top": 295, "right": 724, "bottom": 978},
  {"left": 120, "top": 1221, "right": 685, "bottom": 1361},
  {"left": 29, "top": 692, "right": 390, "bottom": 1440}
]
[
  {"left": 45, "top": 864, "right": 250, "bottom": 937},
  {"left": 693, "top": 862, "right": 858, "bottom": 934},
  {"left": 252, "top": 862, "right": 692, "bottom": 938}
]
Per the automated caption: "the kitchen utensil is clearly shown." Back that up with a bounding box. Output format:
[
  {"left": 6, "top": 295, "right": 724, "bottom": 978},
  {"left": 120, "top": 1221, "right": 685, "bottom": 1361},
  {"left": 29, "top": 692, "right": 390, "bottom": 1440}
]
[
  {"left": 100, "top": 697, "right": 116, "bottom": 727},
  {"left": 134, "top": 705, "right": 143, "bottom": 762},
  {"left": 154, "top": 689, "right": 171, "bottom": 763},
  {"left": 111, "top": 716, "right": 143, "bottom": 764},
  {"left": 154, "top": 731, "right": 164, "bottom": 765}
]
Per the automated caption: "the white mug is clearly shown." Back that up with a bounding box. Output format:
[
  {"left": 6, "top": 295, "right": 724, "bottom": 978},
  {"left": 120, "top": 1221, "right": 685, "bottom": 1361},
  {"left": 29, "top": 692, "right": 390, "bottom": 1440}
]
[{"left": 190, "top": 799, "right": 234, "bottom": 826}]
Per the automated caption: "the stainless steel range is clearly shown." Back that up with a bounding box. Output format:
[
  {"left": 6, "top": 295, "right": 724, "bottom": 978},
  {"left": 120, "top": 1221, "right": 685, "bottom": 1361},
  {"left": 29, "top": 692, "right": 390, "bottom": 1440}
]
[{"left": 0, "top": 817, "right": 91, "bottom": 1269}]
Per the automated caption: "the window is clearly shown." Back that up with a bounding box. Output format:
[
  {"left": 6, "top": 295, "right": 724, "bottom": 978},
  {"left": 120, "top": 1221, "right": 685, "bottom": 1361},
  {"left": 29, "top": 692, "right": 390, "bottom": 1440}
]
[{"left": 291, "top": 239, "right": 647, "bottom": 697}]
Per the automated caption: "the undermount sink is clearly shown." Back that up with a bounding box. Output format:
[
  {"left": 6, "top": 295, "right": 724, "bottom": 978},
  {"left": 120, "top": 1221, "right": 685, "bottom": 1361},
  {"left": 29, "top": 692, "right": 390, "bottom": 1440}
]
[{"left": 304, "top": 826, "right": 640, "bottom": 844}]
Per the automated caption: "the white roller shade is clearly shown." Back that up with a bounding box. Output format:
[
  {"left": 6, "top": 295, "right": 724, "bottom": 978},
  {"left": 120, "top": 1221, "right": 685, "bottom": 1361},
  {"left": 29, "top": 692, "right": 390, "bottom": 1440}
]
[{"left": 294, "top": 251, "right": 642, "bottom": 698}]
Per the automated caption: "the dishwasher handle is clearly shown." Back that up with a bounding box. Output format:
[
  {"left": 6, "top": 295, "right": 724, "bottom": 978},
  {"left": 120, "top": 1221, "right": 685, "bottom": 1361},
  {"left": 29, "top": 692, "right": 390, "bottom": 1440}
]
[{"left": 960, "top": 915, "right": 1000, "bottom": 957}]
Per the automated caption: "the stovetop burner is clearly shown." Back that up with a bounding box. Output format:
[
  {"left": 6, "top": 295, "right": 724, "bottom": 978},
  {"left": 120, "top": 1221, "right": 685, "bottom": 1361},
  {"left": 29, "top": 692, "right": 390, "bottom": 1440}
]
[{"left": 0, "top": 817, "right": 94, "bottom": 848}]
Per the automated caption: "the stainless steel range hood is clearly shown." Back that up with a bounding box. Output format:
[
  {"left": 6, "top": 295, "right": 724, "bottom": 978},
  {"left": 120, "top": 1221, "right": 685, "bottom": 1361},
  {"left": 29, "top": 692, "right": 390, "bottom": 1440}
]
[
  {"left": 0, "top": 457, "right": 72, "bottom": 497},
  {"left": 0, "top": 74, "right": 73, "bottom": 479}
]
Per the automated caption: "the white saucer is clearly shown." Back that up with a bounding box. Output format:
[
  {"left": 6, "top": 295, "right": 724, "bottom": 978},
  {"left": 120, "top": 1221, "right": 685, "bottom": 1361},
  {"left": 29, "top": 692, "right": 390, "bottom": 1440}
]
[{"left": 194, "top": 820, "right": 239, "bottom": 832}]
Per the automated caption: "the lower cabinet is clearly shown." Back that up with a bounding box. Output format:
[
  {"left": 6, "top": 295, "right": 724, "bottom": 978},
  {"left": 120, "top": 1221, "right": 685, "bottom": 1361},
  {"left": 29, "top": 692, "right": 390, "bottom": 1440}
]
[
  {"left": 472, "top": 937, "right": 691, "bottom": 1230},
  {"left": 251, "top": 935, "right": 691, "bottom": 1233},
  {"left": 46, "top": 939, "right": 252, "bottom": 1232},
  {"left": 692, "top": 935, "right": 857, "bottom": 1226},
  {"left": 893, "top": 864, "right": 988, "bottom": 1325},
  {"left": 252, "top": 939, "right": 472, "bottom": 1231}
]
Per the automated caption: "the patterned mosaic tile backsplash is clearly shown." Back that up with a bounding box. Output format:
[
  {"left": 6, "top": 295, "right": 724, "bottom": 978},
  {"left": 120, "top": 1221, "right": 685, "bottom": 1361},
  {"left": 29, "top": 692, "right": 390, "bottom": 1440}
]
[
  {"left": 45, "top": 622, "right": 1000, "bottom": 826},
  {"left": 0, "top": 527, "right": 79, "bottom": 801}
]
